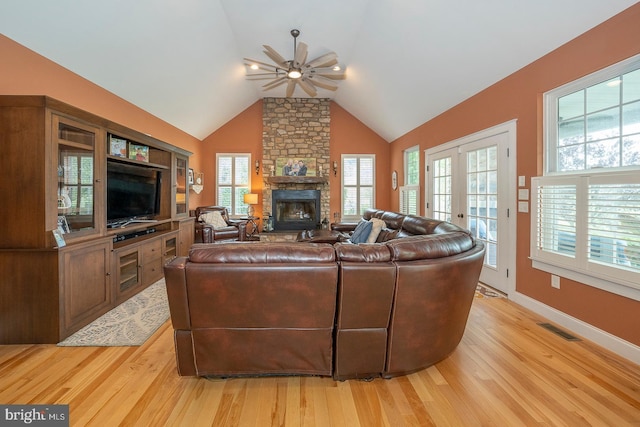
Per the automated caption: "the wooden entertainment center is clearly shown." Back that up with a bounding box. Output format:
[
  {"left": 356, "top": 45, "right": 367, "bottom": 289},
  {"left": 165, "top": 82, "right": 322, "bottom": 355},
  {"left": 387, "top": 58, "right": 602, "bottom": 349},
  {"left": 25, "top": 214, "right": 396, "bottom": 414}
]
[{"left": 0, "top": 96, "right": 194, "bottom": 344}]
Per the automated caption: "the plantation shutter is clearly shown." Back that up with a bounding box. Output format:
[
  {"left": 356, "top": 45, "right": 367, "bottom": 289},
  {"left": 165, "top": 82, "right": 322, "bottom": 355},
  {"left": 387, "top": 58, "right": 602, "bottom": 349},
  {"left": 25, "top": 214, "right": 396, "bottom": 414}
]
[{"left": 399, "top": 186, "right": 419, "bottom": 215}]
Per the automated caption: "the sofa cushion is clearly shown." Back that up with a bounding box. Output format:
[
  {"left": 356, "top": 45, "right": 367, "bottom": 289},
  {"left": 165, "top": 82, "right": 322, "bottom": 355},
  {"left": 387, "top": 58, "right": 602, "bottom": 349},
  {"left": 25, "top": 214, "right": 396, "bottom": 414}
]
[
  {"left": 350, "top": 220, "right": 373, "bottom": 243},
  {"left": 385, "top": 233, "right": 475, "bottom": 261},
  {"left": 200, "top": 211, "right": 228, "bottom": 229},
  {"left": 189, "top": 242, "right": 336, "bottom": 263},
  {"left": 366, "top": 218, "right": 386, "bottom": 243},
  {"left": 334, "top": 242, "right": 391, "bottom": 262},
  {"left": 376, "top": 228, "right": 399, "bottom": 243}
]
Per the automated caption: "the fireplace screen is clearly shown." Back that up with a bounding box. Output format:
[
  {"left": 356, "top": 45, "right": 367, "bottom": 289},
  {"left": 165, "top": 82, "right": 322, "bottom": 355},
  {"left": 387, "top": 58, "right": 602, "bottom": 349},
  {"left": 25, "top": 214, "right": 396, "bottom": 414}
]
[{"left": 272, "top": 189, "right": 321, "bottom": 231}]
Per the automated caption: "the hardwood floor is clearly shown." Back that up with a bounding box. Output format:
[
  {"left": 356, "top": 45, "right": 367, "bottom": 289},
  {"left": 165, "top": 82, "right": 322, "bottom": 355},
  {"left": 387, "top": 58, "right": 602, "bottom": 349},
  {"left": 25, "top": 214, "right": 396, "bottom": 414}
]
[{"left": 1, "top": 292, "right": 639, "bottom": 426}]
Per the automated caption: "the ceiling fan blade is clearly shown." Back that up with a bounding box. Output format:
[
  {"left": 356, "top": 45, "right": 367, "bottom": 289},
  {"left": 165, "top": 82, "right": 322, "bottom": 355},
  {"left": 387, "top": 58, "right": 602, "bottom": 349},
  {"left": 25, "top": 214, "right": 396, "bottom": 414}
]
[
  {"left": 262, "top": 77, "right": 287, "bottom": 90},
  {"left": 299, "top": 78, "right": 317, "bottom": 97},
  {"left": 246, "top": 74, "right": 281, "bottom": 80},
  {"left": 304, "top": 52, "right": 338, "bottom": 69},
  {"left": 294, "top": 42, "right": 308, "bottom": 68},
  {"left": 313, "top": 68, "right": 346, "bottom": 80},
  {"left": 307, "top": 75, "right": 338, "bottom": 91},
  {"left": 262, "top": 45, "right": 288, "bottom": 67},
  {"left": 285, "top": 80, "right": 296, "bottom": 97},
  {"left": 244, "top": 58, "right": 280, "bottom": 71}
]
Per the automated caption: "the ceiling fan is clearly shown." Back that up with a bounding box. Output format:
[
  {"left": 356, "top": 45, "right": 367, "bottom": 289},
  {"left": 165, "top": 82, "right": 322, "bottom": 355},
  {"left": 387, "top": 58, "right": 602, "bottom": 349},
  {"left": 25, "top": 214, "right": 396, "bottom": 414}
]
[{"left": 244, "top": 29, "right": 346, "bottom": 97}]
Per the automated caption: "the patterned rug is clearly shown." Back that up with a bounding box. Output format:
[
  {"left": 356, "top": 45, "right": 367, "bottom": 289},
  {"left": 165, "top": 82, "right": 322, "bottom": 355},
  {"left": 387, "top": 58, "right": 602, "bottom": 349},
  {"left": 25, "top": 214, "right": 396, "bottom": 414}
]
[
  {"left": 475, "top": 283, "right": 505, "bottom": 298},
  {"left": 58, "top": 279, "right": 169, "bottom": 347}
]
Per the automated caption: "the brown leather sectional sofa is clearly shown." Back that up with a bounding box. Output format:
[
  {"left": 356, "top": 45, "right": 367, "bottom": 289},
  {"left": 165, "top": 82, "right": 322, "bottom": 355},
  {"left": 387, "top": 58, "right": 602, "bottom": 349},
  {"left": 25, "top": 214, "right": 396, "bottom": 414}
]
[{"left": 163, "top": 209, "right": 485, "bottom": 380}]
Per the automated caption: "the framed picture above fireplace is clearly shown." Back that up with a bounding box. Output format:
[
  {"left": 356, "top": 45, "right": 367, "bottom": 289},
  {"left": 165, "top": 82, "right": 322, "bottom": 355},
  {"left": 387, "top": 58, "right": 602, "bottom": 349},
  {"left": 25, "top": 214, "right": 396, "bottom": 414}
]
[{"left": 276, "top": 157, "right": 317, "bottom": 177}]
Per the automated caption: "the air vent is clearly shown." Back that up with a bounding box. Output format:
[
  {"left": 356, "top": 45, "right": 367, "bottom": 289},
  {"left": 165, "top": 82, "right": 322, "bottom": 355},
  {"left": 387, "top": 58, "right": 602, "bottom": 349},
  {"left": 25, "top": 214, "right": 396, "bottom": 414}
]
[{"left": 537, "top": 323, "right": 581, "bottom": 341}]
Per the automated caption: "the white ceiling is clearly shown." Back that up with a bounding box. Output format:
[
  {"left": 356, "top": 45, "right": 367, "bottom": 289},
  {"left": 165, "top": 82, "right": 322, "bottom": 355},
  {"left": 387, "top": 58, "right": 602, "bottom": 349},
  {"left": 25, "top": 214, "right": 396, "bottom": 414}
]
[{"left": 1, "top": 1, "right": 637, "bottom": 141}]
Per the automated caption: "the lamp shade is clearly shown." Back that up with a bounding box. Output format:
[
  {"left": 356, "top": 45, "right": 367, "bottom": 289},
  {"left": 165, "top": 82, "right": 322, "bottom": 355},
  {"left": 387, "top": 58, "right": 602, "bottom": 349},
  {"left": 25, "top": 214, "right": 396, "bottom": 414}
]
[{"left": 243, "top": 193, "right": 258, "bottom": 205}]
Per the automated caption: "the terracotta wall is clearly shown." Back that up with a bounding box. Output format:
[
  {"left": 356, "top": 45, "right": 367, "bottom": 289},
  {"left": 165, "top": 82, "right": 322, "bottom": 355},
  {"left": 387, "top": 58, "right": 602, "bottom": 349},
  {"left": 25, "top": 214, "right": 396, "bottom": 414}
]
[
  {"left": 0, "top": 34, "right": 202, "bottom": 175},
  {"left": 389, "top": 3, "right": 640, "bottom": 346},
  {"left": 200, "top": 100, "right": 390, "bottom": 220}
]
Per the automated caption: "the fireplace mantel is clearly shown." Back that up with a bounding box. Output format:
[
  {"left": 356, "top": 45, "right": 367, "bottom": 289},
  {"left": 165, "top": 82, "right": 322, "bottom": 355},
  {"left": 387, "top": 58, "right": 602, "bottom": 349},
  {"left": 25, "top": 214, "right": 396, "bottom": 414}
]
[{"left": 266, "top": 176, "right": 328, "bottom": 185}]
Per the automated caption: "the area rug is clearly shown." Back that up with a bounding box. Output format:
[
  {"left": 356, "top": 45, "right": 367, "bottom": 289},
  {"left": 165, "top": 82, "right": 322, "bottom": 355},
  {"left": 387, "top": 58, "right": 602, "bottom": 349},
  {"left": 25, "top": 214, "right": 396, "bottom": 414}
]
[
  {"left": 58, "top": 279, "right": 169, "bottom": 347},
  {"left": 475, "top": 282, "right": 504, "bottom": 298}
]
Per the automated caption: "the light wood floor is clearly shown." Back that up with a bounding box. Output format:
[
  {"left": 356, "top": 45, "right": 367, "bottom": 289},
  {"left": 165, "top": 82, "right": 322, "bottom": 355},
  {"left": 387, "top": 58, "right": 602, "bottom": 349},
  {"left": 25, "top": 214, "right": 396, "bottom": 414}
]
[{"left": 1, "top": 293, "right": 639, "bottom": 426}]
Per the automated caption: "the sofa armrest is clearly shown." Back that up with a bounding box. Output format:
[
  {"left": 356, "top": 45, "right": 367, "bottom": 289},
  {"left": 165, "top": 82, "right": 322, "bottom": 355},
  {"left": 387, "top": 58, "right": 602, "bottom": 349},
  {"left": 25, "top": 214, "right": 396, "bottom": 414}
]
[
  {"left": 331, "top": 222, "right": 358, "bottom": 233},
  {"left": 228, "top": 219, "right": 248, "bottom": 241},
  {"left": 163, "top": 257, "right": 191, "bottom": 330},
  {"left": 194, "top": 222, "right": 214, "bottom": 243}
]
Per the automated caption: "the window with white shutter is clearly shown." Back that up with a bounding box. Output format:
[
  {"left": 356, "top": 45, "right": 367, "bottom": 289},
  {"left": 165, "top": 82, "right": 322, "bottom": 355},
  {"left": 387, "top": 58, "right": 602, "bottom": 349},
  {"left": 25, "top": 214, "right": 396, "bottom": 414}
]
[
  {"left": 216, "top": 154, "right": 251, "bottom": 217},
  {"left": 400, "top": 146, "right": 420, "bottom": 215},
  {"left": 534, "top": 54, "right": 640, "bottom": 300},
  {"left": 342, "top": 155, "right": 375, "bottom": 221}
]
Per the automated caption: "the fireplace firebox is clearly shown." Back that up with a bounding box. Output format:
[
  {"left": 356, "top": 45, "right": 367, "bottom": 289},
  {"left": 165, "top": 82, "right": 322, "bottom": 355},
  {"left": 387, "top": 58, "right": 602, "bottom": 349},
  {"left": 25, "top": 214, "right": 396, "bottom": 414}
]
[{"left": 272, "top": 189, "right": 321, "bottom": 231}]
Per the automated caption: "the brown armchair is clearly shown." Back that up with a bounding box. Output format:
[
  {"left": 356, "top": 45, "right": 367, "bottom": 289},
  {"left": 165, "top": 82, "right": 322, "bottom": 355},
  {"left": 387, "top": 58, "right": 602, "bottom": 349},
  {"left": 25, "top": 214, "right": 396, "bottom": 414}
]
[{"left": 193, "top": 206, "right": 247, "bottom": 243}]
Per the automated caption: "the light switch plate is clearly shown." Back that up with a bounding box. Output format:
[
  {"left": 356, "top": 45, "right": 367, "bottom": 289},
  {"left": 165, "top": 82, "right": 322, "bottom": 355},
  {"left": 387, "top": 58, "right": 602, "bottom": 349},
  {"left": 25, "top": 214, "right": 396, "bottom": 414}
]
[{"left": 518, "top": 201, "right": 529, "bottom": 213}]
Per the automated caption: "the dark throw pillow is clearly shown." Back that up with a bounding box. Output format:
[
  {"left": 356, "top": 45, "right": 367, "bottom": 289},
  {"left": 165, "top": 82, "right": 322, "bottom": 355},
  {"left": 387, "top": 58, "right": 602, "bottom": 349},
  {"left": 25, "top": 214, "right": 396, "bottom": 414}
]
[{"left": 349, "top": 220, "right": 373, "bottom": 244}]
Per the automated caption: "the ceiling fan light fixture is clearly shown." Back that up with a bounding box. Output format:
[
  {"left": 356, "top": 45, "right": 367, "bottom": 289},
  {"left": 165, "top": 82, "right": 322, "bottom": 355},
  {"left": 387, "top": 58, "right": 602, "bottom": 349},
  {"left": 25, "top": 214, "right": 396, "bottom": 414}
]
[
  {"left": 244, "top": 29, "right": 345, "bottom": 97},
  {"left": 287, "top": 69, "right": 302, "bottom": 79}
]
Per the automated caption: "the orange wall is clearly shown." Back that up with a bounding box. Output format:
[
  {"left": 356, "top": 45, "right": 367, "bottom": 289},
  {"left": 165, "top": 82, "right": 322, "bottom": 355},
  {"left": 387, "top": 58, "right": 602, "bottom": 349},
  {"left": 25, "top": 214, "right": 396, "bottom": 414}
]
[
  {"left": 0, "top": 34, "right": 202, "bottom": 170},
  {"left": 199, "top": 99, "right": 390, "bottom": 220},
  {"left": 390, "top": 3, "right": 640, "bottom": 346},
  {"left": 331, "top": 102, "right": 391, "bottom": 214}
]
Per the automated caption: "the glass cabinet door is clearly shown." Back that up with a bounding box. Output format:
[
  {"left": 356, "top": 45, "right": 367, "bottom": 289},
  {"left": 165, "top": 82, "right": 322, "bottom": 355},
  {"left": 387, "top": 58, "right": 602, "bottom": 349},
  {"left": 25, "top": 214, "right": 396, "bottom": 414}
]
[
  {"left": 175, "top": 155, "right": 188, "bottom": 217},
  {"left": 55, "top": 116, "right": 100, "bottom": 237}
]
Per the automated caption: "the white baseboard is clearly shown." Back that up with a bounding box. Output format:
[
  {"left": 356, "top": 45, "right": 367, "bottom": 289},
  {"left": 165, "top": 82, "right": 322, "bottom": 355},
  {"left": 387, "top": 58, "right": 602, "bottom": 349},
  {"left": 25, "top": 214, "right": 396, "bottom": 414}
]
[{"left": 510, "top": 291, "right": 640, "bottom": 366}]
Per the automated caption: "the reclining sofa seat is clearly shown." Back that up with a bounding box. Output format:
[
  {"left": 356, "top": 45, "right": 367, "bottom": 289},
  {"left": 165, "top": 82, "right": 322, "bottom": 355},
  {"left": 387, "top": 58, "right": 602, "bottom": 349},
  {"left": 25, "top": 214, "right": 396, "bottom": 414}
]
[{"left": 164, "top": 242, "right": 338, "bottom": 377}]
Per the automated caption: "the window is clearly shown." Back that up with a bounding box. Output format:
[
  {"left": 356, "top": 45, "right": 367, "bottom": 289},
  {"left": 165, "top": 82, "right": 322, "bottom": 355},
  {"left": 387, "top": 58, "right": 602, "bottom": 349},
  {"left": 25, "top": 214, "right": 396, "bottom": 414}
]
[
  {"left": 60, "top": 150, "right": 94, "bottom": 216},
  {"left": 534, "top": 54, "right": 640, "bottom": 300},
  {"left": 545, "top": 55, "right": 640, "bottom": 173},
  {"left": 216, "top": 154, "right": 251, "bottom": 217},
  {"left": 342, "top": 155, "right": 375, "bottom": 220},
  {"left": 400, "top": 146, "right": 420, "bottom": 215}
]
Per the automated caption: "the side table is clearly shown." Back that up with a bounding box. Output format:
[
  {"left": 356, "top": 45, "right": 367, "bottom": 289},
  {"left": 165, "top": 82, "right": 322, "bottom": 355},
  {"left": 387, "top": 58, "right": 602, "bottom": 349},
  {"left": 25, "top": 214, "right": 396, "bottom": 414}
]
[{"left": 240, "top": 216, "right": 260, "bottom": 240}]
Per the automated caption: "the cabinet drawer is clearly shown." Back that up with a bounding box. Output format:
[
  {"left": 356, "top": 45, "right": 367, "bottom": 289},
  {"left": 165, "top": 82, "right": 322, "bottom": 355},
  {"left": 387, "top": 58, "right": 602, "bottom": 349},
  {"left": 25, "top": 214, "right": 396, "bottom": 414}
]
[
  {"left": 143, "top": 257, "right": 164, "bottom": 284},
  {"left": 142, "top": 239, "right": 162, "bottom": 261}
]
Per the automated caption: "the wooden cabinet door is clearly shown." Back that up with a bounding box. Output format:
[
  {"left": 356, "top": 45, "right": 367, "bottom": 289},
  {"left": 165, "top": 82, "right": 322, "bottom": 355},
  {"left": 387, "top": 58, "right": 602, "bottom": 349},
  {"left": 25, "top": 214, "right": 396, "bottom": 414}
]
[
  {"left": 114, "top": 245, "right": 141, "bottom": 304},
  {"left": 178, "top": 218, "right": 195, "bottom": 256},
  {"left": 60, "top": 239, "right": 112, "bottom": 337},
  {"left": 162, "top": 232, "right": 178, "bottom": 264}
]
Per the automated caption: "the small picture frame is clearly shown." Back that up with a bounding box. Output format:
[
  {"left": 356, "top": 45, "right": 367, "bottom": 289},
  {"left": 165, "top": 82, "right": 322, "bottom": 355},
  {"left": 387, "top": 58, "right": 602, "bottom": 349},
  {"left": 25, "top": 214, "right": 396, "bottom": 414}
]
[
  {"left": 109, "top": 136, "right": 128, "bottom": 157},
  {"left": 57, "top": 215, "right": 70, "bottom": 234},
  {"left": 52, "top": 229, "right": 66, "bottom": 248},
  {"left": 129, "top": 144, "right": 149, "bottom": 162},
  {"left": 188, "top": 168, "right": 194, "bottom": 185}
]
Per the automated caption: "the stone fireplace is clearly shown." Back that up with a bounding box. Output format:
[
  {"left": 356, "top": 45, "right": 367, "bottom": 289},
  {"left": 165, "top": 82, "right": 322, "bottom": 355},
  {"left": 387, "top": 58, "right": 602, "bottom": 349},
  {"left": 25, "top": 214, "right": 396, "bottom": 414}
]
[
  {"left": 272, "top": 189, "right": 321, "bottom": 231},
  {"left": 261, "top": 97, "right": 331, "bottom": 230}
]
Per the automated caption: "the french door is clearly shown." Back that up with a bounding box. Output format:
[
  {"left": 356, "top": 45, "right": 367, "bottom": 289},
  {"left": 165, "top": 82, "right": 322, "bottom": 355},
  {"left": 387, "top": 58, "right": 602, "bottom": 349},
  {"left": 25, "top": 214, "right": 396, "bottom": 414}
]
[{"left": 426, "top": 122, "right": 516, "bottom": 294}]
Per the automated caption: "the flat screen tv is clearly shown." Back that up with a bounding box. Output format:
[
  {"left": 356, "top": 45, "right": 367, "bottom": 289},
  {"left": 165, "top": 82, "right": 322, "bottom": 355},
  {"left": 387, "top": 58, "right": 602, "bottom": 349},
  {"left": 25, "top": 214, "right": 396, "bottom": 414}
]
[{"left": 107, "top": 161, "right": 162, "bottom": 226}]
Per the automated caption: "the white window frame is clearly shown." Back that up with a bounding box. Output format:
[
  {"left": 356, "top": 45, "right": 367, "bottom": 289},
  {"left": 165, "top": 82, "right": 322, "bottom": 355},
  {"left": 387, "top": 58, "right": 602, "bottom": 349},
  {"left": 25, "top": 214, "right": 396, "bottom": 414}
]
[
  {"left": 216, "top": 153, "right": 252, "bottom": 218},
  {"left": 534, "top": 54, "right": 640, "bottom": 301},
  {"left": 341, "top": 154, "right": 376, "bottom": 221},
  {"left": 400, "top": 145, "right": 420, "bottom": 215},
  {"left": 544, "top": 53, "right": 640, "bottom": 175}
]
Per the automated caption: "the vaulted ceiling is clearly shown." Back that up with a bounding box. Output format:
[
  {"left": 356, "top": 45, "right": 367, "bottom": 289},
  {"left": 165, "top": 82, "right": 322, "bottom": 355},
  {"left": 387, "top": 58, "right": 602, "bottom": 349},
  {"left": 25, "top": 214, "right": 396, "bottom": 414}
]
[{"left": 2, "top": 1, "right": 637, "bottom": 141}]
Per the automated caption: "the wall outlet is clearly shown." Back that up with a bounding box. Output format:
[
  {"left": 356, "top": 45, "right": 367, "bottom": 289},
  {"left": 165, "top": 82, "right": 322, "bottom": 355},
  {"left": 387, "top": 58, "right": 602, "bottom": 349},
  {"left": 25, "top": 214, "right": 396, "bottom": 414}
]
[{"left": 551, "top": 275, "right": 560, "bottom": 289}]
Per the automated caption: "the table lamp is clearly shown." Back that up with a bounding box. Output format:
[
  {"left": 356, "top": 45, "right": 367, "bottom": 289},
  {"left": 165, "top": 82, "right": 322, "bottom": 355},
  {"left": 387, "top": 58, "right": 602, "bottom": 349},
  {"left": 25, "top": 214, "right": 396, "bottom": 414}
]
[{"left": 243, "top": 193, "right": 258, "bottom": 217}]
